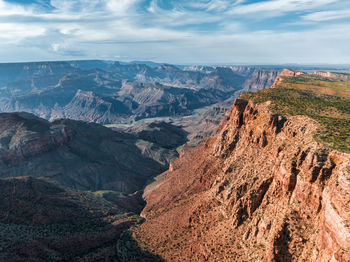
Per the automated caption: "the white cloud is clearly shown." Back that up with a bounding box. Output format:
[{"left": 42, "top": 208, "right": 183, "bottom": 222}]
[
  {"left": 0, "top": 23, "right": 45, "bottom": 43},
  {"left": 186, "top": 0, "right": 231, "bottom": 12},
  {"left": 106, "top": 0, "right": 140, "bottom": 14},
  {"left": 0, "top": 0, "right": 349, "bottom": 64},
  {"left": 0, "top": 0, "right": 32, "bottom": 16},
  {"left": 302, "top": 9, "right": 350, "bottom": 21},
  {"left": 229, "top": 0, "right": 340, "bottom": 15}
]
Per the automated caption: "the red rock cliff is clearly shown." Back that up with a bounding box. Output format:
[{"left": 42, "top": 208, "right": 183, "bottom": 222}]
[
  {"left": 271, "top": 69, "right": 304, "bottom": 88},
  {"left": 135, "top": 97, "right": 350, "bottom": 262}
]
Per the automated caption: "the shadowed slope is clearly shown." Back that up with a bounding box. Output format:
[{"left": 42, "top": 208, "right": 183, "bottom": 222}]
[
  {"left": 0, "top": 176, "right": 164, "bottom": 261},
  {"left": 0, "top": 112, "right": 172, "bottom": 193}
]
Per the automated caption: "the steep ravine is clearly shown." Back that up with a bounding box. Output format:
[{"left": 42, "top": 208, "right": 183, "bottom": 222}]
[{"left": 133, "top": 98, "right": 350, "bottom": 261}]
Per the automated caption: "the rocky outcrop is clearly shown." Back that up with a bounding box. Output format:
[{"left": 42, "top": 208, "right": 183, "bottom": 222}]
[
  {"left": 135, "top": 97, "right": 350, "bottom": 261},
  {"left": 271, "top": 69, "right": 305, "bottom": 88}
]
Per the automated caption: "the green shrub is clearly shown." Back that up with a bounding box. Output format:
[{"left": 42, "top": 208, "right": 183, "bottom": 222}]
[{"left": 242, "top": 75, "right": 350, "bottom": 153}]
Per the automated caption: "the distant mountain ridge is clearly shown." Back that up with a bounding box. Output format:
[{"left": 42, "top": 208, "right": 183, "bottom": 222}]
[{"left": 0, "top": 60, "right": 281, "bottom": 124}]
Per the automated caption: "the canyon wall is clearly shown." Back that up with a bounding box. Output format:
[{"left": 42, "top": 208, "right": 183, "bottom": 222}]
[{"left": 135, "top": 98, "right": 350, "bottom": 261}]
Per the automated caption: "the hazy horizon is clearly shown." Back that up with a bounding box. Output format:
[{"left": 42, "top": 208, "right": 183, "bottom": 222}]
[{"left": 0, "top": 59, "right": 350, "bottom": 68}]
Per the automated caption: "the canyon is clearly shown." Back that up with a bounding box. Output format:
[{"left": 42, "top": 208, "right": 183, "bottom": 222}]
[{"left": 0, "top": 64, "right": 349, "bottom": 261}]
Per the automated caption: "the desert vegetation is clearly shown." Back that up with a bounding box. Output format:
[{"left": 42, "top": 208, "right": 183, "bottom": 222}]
[{"left": 242, "top": 74, "right": 350, "bottom": 153}]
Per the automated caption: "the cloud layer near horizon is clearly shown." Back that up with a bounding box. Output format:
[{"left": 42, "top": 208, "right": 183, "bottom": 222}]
[{"left": 0, "top": 0, "right": 349, "bottom": 64}]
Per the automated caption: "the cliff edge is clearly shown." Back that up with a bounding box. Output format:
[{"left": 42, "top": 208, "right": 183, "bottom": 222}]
[{"left": 134, "top": 71, "right": 350, "bottom": 261}]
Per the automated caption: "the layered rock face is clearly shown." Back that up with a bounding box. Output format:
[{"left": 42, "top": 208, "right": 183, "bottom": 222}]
[
  {"left": 242, "top": 68, "right": 280, "bottom": 92},
  {"left": 135, "top": 98, "right": 350, "bottom": 261}
]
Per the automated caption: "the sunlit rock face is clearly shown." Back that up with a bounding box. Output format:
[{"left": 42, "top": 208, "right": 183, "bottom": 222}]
[{"left": 135, "top": 98, "right": 350, "bottom": 262}]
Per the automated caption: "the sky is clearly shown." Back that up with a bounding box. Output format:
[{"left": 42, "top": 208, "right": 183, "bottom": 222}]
[{"left": 0, "top": 0, "right": 349, "bottom": 64}]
